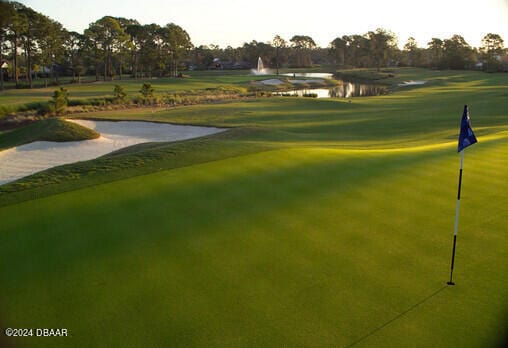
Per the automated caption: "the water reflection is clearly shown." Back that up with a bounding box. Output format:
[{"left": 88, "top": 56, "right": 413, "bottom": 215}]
[
  {"left": 281, "top": 72, "right": 333, "bottom": 79},
  {"left": 273, "top": 89, "right": 330, "bottom": 98},
  {"left": 273, "top": 81, "right": 386, "bottom": 98},
  {"left": 328, "top": 82, "right": 386, "bottom": 97}
]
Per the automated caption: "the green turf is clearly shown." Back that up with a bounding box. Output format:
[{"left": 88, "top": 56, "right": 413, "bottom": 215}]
[
  {"left": 0, "top": 118, "right": 99, "bottom": 151},
  {"left": 0, "top": 70, "right": 269, "bottom": 109},
  {"left": 0, "top": 68, "right": 507, "bottom": 347}
]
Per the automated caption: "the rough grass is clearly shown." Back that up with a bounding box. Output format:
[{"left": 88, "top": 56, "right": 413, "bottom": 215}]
[
  {"left": 0, "top": 71, "right": 268, "bottom": 108},
  {"left": 0, "top": 118, "right": 99, "bottom": 151},
  {"left": 0, "top": 68, "right": 507, "bottom": 347}
]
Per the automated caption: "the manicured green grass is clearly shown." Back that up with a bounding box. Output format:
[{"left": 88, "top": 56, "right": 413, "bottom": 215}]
[
  {"left": 0, "top": 118, "right": 99, "bottom": 151},
  {"left": 0, "top": 127, "right": 273, "bottom": 203},
  {"left": 0, "top": 68, "right": 507, "bottom": 347}
]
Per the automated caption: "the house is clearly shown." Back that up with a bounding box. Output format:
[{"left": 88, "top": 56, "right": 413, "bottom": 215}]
[{"left": 209, "top": 58, "right": 223, "bottom": 70}]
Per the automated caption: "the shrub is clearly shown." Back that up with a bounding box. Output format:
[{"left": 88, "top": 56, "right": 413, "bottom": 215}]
[
  {"left": 113, "top": 84, "right": 128, "bottom": 104},
  {"left": 37, "top": 103, "right": 51, "bottom": 115},
  {"left": 0, "top": 105, "right": 18, "bottom": 117},
  {"left": 140, "top": 83, "right": 155, "bottom": 104},
  {"left": 49, "top": 87, "right": 69, "bottom": 115}
]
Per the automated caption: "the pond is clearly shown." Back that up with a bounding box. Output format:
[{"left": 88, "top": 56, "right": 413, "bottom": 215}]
[
  {"left": 273, "top": 80, "right": 387, "bottom": 98},
  {"left": 0, "top": 120, "right": 225, "bottom": 185},
  {"left": 281, "top": 72, "right": 334, "bottom": 79}
]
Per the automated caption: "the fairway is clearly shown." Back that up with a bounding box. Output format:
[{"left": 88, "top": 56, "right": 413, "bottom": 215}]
[{"left": 0, "top": 69, "right": 507, "bottom": 347}]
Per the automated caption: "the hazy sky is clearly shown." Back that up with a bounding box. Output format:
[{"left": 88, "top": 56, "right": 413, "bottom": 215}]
[{"left": 18, "top": 0, "right": 508, "bottom": 49}]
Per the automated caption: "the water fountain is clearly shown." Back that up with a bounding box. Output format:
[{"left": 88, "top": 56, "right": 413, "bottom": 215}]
[
  {"left": 251, "top": 57, "right": 269, "bottom": 75},
  {"left": 257, "top": 57, "right": 264, "bottom": 72}
]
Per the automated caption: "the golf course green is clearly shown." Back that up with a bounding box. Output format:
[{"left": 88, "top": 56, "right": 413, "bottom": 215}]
[{"left": 0, "top": 68, "right": 506, "bottom": 347}]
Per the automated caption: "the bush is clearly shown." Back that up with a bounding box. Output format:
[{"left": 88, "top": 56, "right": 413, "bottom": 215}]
[
  {"left": 113, "top": 84, "right": 128, "bottom": 104},
  {"left": 48, "top": 87, "right": 69, "bottom": 115},
  {"left": 0, "top": 105, "right": 17, "bottom": 117},
  {"left": 139, "top": 83, "right": 155, "bottom": 104},
  {"left": 69, "top": 98, "right": 114, "bottom": 107},
  {"left": 37, "top": 103, "right": 51, "bottom": 115},
  {"left": 164, "top": 94, "right": 182, "bottom": 106}
]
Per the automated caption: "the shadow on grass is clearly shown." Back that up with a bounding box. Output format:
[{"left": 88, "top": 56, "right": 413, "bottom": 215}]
[{"left": 346, "top": 285, "right": 448, "bottom": 347}]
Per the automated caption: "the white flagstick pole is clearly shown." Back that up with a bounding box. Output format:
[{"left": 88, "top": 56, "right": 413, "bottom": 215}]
[{"left": 447, "top": 150, "right": 465, "bottom": 285}]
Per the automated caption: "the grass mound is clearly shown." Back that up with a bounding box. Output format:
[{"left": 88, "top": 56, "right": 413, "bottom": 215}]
[{"left": 0, "top": 118, "right": 100, "bottom": 151}]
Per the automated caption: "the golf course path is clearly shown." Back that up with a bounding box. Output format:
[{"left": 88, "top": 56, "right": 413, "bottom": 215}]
[{"left": 0, "top": 119, "right": 225, "bottom": 185}]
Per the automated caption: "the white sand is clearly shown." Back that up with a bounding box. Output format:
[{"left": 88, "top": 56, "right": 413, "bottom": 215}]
[
  {"left": 288, "top": 79, "right": 325, "bottom": 84},
  {"left": 257, "top": 78, "right": 326, "bottom": 86},
  {"left": 0, "top": 119, "right": 225, "bottom": 185},
  {"left": 282, "top": 72, "right": 333, "bottom": 79},
  {"left": 259, "top": 79, "right": 285, "bottom": 85},
  {"left": 398, "top": 80, "right": 426, "bottom": 86}
]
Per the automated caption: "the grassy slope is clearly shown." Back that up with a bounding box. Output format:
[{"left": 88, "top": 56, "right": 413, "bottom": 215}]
[
  {"left": 0, "top": 71, "right": 268, "bottom": 108},
  {"left": 0, "top": 68, "right": 507, "bottom": 347},
  {"left": 2, "top": 68, "right": 498, "bottom": 200},
  {"left": 0, "top": 128, "right": 273, "bottom": 203},
  {"left": 0, "top": 70, "right": 265, "bottom": 117},
  {"left": 0, "top": 118, "right": 100, "bottom": 151}
]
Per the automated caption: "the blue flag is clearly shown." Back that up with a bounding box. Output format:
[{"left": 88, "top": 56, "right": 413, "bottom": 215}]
[{"left": 458, "top": 105, "right": 477, "bottom": 152}]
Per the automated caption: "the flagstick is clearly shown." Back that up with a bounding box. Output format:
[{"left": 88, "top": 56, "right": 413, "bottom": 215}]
[{"left": 447, "top": 150, "right": 465, "bottom": 286}]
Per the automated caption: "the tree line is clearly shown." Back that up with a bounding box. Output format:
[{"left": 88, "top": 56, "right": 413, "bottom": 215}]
[
  {"left": 0, "top": 0, "right": 506, "bottom": 90},
  {"left": 0, "top": 1, "right": 192, "bottom": 89},
  {"left": 220, "top": 30, "right": 504, "bottom": 73}
]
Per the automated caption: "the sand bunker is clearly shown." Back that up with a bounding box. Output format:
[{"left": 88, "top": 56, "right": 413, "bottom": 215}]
[
  {"left": 258, "top": 79, "right": 285, "bottom": 85},
  {"left": 0, "top": 119, "right": 225, "bottom": 185},
  {"left": 398, "top": 80, "right": 426, "bottom": 86},
  {"left": 256, "top": 78, "right": 326, "bottom": 86},
  {"left": 288, "top": 79, "right": 325, "bottom": 84},
  {"left": 282, "top": 73, "right": 333, "bottom": 79}
]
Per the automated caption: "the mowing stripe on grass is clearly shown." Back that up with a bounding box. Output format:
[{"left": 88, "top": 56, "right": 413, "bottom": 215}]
[{"left": 1, "top": 138, "right": 506, "bottom": 347}]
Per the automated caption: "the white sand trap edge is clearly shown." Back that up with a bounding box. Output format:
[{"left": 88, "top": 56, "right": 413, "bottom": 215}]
[
  {"left": 288, "top": 79, "right": 325, "bottom": 84},
  {"left": 256, "top": 78, "right": 326, "bottom": 86},
  {"left": 398, "top": 80, "right": 426, "bottom": 86},
  {"left": 0, "top": 119, "right": 225, "bottom": 185},
  {"left": 258, "top": 79, "right": 285, "bottom": 85}
]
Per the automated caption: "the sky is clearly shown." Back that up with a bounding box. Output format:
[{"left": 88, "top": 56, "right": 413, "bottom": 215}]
[{"left": 18, "top": 0, "right": 508, "bottom": 49}]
